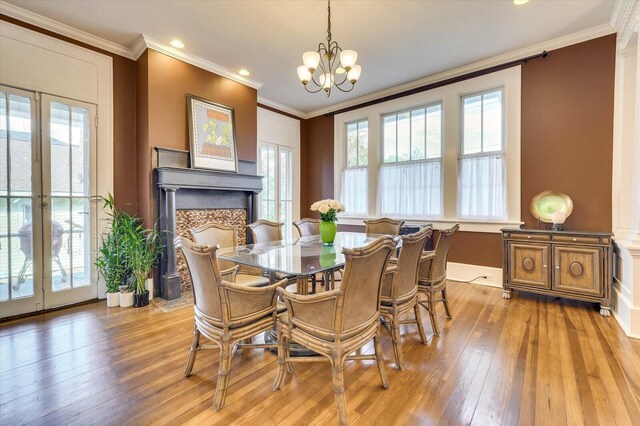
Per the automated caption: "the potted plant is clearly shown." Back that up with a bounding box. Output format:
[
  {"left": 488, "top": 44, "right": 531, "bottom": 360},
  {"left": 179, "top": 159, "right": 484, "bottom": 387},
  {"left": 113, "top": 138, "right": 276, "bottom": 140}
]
[
  {"left": 95, "top": 194, "right": 128, "bottom": 308},
  {"left": 122, "top": 217, "right": 163, "bottom": 308},
  {"left": 310, "top": 199, "right": 345, "bottom": 245}
]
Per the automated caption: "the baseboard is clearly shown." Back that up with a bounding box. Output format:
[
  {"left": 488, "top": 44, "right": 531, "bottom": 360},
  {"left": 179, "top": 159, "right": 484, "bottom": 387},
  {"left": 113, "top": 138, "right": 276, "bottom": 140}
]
[{"left": 447, "top": 262, "right": 503, "bottom": 288}]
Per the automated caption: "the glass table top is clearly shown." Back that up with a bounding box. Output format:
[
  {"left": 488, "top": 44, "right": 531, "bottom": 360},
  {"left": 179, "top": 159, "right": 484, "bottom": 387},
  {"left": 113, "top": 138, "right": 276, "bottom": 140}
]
[{"left": 218, "top": 232, "right": 395, "bottom": 277}]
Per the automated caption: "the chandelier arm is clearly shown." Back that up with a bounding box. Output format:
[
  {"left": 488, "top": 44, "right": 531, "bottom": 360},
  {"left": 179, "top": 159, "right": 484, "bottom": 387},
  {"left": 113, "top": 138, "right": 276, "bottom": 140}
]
[
  {"left": 334, "top": 73, "right": 348, "bottom": 86},
  {"left": 333, "top": 82, "right": 356, "bottom": 93},
  {"left": 304, "top": 84, "right": 327, "bottom": 94}
]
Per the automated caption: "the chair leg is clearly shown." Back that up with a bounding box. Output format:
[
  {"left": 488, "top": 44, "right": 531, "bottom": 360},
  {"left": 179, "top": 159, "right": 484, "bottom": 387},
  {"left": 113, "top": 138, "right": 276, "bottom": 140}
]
[
  {"left": 391, "top": 314, "right": 404, "bottom": 370},
  {"left": 273, "top": 326, "right": 287, "bottom": 390},
  {"left": 427, "top": 293, "right": 440, "bottom": 336},
  {"left": 284, "top": 334, "right": 294, "bottom": 374},
  {"left": 414, "top": 303, "right": 428, "bottom": 345},
  {"left": 442, "top": 287, "right": 452, "bottom": 319},
  {"left": 331, "top": 357, "right": 349, "bottom": 426},
  {"left": 212, "top": 343, "right": 233, "bottom": 411},
  {"left": 184, "top": 324, "right": 200, "bottom": 377},
  {"left": 373, "top": 335, "right": 389, "bottom": 389}
]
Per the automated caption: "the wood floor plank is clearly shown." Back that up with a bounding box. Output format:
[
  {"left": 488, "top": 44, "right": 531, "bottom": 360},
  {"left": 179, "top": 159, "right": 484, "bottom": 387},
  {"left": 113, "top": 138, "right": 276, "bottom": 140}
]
[{"left": 1, "top": 281, "right": 639, "bottom": 426}]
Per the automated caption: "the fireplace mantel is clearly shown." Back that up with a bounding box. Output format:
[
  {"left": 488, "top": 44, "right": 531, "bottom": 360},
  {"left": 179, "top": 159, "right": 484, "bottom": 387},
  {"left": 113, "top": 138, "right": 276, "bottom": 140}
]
[{"left": 154, "top": 148, "right": 262, "bottom": 300}]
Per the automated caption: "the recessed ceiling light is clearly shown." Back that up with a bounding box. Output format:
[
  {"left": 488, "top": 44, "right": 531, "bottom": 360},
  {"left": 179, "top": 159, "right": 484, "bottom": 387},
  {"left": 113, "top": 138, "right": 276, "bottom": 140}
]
[
  {"left": 170, "top": 39, "right": 185, "bottom": 49},
  {"left": 238, "top": 69, "right": 250, "bottom": 76},
  {"left": 514, "top": 0, "right": 530, "bottom": 5}
]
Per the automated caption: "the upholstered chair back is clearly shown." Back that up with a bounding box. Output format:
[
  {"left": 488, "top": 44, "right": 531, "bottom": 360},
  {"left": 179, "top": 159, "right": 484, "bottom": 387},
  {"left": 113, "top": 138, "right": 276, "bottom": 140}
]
[
  {"left": 430, "top": 224, "right": 460, "bottom": 282},
  {"left": 175, "top": 237, "right": 223, "bottom": 322},
  {"left": 293, "top": 218, "right": 320, "bottom": 237},
  {"left": 189, "top": 223, "right": 237, "bottom": 271},
  {"left": 339, "top": 236, "right": 396, "bottom": 333},
  {"left": 248, "top": 220, "right": 284, "bottom": 243},
  {"left": 364, "top": 218, "right": 405, "bottom": 236},
  {"left": 387, "top": 227, "right": 433, "bottom": 299}
]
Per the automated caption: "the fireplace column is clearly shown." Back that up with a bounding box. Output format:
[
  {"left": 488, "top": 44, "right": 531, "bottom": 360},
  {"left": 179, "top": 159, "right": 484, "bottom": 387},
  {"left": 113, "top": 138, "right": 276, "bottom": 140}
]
[{"left": 162, "top": 186, "right": 181, "bottom": 300}]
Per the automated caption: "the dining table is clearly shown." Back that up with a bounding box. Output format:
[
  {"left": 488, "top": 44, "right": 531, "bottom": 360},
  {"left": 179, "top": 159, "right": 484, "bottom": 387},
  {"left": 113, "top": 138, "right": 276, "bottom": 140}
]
[{"left": 217, "top": 231, "right": 395, "bottom": 294}]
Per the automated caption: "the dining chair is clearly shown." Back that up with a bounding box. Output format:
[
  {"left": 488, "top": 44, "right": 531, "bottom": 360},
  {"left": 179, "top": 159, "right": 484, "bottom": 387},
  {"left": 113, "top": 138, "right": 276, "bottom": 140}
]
[
  {"left": 248, "top": 219, "right": 284, "bottom": 243},
  {"left": 380, "top": 227, "right": 432, "bottom": 370},
  {"left": 364, "top": 217, "right": 405, "bottom": 236},
  {"left": 189, "top": 222, "right": 269, "bottom": 287},
  {"left": 176, "top": 237, "right": 287, "bottom": 411},
  {"left": 273, "top": 236, "right": 397, "bottom": 426},
  {"left": 417, "top": 224, "right": 460, "bottom": 336},
  {"left": 293, "top": 218, "right": 320, "bottom": 237}
]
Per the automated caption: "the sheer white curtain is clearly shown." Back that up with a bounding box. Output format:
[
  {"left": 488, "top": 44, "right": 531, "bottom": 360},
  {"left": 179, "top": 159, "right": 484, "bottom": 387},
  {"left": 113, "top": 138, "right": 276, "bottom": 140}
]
[
  {"left": 341, "top": 167, "right": 367, "bottom": 215},
  {"left": 378, "top": 161, "right": 441, "bottom": 217},
  {"left": 458, "top": 155, "right": 506, "bottom": 219}
]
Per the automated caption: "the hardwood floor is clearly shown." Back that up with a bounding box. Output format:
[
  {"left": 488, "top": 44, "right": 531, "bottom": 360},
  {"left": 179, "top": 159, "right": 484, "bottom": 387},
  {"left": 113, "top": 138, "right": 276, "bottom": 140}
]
[{"left": 1, "top": 281, "right": 639, "bottom": 425}]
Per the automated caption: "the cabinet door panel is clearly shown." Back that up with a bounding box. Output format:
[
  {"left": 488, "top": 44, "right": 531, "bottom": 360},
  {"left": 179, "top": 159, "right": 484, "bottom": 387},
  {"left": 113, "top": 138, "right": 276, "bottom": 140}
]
[
  {"left": 508, "top": 243, "right": 550, "bottom": 289},
  {"left": 553, "top": 246, "right": 601, "bottom": 296}
]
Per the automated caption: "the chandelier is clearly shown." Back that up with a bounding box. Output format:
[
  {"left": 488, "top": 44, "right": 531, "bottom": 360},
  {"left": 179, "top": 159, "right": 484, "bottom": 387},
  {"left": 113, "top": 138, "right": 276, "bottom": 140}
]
[{"left": 296, "top": 0, "right": 361, "bottom": 96}]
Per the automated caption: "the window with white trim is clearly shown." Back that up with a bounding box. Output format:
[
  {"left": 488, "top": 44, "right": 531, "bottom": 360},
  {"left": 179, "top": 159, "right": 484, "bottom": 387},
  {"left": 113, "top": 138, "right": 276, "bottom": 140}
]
[
  {"left": 379, "top": 104, "right": 442, "bottom": 217},
  {"left": 458, "top": 89, "right": 506, "bottom": 220},
  {"left": 341, "top": 120, "right": 368, "bottom": 215}
]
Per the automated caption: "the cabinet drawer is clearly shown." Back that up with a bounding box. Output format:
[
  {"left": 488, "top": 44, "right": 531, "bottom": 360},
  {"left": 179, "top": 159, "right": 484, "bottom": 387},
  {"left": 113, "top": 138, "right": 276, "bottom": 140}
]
[
  {"left": 508, "top": 243, "right": 551, "bottom": 289},
  {"left": 552, "top": 235, "right": 601, "bottom": 245},
  {"left": 552, "top": 246, "right": 602, "bottom": 296},
  {"left": 508, "top": 233, "right": 550, "bottom": 242}
]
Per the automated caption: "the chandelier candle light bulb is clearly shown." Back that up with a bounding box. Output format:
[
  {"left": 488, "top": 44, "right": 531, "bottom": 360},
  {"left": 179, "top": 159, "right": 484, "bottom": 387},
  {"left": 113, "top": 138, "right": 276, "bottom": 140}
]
[{"left": 296, "top": 0, "right": 361, "bottom": 96}]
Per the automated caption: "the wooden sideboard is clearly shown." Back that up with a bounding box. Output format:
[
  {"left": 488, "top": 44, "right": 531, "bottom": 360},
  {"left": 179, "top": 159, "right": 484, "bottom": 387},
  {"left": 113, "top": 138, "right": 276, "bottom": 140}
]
[{"left": 501, "top": 228, "right": 612, "bottom": 316}]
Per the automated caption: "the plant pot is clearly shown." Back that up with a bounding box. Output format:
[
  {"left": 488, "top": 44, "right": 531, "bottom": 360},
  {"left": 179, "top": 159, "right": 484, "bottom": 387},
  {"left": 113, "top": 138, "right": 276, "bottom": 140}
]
[
  {"left": 106, "top": 292, "right": 120, "bottom": 307},
  {"left": 320, "top": 220, "right": 337, "bottom": 245},
  {"left": 134, "top": 291, "right": 150, "bottom": 308},
  {"left": 119, "top": 291, "right": 134, "bottom": 307}
]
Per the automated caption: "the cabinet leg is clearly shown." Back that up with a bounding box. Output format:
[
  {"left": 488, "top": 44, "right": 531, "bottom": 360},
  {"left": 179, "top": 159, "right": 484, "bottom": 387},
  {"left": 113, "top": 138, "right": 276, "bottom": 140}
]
[
  {"left": 502, "top": 289, "right": 511, "bottom": 300},
  {"left": 599, "top": 306, "right": 611, "bottom": 317}
]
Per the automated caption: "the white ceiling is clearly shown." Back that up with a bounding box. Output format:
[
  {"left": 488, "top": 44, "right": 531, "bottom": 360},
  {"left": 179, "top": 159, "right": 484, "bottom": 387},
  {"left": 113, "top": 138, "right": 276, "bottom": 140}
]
[{"left": 3, "top": 0, "right": 615, "bottom": 114}]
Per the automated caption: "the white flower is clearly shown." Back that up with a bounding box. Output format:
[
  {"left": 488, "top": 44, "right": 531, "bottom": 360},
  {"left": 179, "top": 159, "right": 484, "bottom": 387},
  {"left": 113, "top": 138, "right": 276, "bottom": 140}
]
[
  {"left": 318, "top": 204, "right": 330, "bottom": 214},
  {"left": 310, "top": 201, "right": 319, "bottom": 211},
  {"left": 329, "top": 200, "right": 340, "bottom": 210}
]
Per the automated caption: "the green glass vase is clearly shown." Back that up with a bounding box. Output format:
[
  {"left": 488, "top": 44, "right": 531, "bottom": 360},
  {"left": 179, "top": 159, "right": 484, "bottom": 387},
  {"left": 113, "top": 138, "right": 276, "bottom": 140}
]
[{"left": 320, "top": 220, "right": 337, "bottom": 245}]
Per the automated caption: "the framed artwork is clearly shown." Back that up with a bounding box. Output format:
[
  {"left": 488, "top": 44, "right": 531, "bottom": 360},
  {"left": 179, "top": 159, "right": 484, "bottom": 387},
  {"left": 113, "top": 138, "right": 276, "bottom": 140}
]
[{"left": 187, "top": 94, "right": 238, "bottom": 172}]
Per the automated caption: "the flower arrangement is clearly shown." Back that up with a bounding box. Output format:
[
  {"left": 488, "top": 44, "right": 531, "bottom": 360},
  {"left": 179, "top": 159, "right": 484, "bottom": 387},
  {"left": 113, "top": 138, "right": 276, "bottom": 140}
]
[{"left": 310, "top": 199, "right": 345, "bottom": 223}]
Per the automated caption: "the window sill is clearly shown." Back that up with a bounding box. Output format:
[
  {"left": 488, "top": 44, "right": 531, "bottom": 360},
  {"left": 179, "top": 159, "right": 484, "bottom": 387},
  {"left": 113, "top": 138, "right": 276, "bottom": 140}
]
[{"left": 337, "top": 216, "right": 523, "bottom": 234}]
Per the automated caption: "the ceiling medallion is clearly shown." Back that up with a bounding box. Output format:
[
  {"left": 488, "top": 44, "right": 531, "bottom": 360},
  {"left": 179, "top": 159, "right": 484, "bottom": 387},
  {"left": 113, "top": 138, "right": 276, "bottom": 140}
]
[{"left": 296, "top": 0, "right": 361, "bottom": 97}]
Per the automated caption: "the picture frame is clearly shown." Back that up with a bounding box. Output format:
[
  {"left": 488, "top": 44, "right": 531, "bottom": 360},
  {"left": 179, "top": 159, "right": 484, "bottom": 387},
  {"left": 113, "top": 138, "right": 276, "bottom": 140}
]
[{"left": 187, "top": 94, "right": 239, "bottom": 173}]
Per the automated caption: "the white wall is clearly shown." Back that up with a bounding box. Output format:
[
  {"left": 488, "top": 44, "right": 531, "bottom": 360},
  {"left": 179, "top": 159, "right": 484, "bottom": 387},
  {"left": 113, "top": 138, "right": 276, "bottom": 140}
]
[{"left": 611, "top": 8, "right": 640, "bottom": 338}]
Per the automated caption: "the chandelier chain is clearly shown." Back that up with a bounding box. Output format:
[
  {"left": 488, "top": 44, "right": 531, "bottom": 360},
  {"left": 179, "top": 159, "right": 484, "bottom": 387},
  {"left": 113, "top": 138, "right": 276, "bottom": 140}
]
[{"left": 326, "top": 0, "right": 332, "bottom": 44}]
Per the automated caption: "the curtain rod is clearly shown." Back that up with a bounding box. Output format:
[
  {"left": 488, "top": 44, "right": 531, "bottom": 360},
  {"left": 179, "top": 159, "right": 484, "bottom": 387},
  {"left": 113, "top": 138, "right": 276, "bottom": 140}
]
[{"left": 325, "top": 50, "right": 548, "bottom": 117}]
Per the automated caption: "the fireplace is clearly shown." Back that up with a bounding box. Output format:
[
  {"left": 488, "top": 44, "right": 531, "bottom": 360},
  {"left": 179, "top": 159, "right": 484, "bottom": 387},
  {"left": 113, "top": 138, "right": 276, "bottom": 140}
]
[{"left": 154, "top": 148, "right": 262, "bottom": 300}]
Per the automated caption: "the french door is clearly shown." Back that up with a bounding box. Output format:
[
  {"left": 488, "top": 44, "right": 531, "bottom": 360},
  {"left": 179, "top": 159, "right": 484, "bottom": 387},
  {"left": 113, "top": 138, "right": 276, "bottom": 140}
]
[
  {"left": 0, "top": 86, "right": 97, "bottom": 318},
  {"left": 258, "top": 143, "right": 293, "bottom": 240}
]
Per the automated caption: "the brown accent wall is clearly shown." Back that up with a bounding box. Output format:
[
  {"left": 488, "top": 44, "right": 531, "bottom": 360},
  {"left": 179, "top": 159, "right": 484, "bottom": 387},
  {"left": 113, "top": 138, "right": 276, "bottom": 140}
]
[
  {"left": 304, "top": 114, "right": 335, "bottom": 217},
  {"left": 304, "top": 35, "right": 616, "bottom": 268},
  {"left": 136, "top": 49, "right": 258, "bottom": 224},
  {"left": 0, "top": 14, "right": 138, "bottom": 214},
  {"left": 520, "top": 34, "right": 615, "bottom": 232}
]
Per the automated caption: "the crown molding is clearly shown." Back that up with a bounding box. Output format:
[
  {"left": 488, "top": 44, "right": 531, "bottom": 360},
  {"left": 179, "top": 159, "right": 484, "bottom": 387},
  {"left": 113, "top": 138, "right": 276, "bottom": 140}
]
[
  {"left": 132, "top": 35, "right": 262, "bottom": 90},
  {"left": 257, "top": 96, "right": 308, "bottom": 119},
  {"left": 610, "top": 0, "right": 640, "bottom": 49},
  {"left": 304, "top": 23, "right": 615, "bottom": 118},
  {"left": 0, "top": 0, "right": 136, "bottom": 59}
]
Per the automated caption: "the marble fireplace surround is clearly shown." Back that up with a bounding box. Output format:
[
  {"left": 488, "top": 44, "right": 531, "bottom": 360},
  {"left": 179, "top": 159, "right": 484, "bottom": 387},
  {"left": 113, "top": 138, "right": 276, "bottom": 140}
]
[{"left": 154, "top": 148, "right": 262, "bottom": 300}]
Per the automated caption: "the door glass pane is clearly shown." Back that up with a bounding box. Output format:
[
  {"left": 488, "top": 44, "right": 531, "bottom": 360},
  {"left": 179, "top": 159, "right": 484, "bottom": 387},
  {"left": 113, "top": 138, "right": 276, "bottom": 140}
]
[
  {"left": 0, "top": 91, "right": 35, "bottom": 302},
  {"left": 49, "top": 101, "right": 91, "bottom": 292},
  {"left": 259, "top": 145, "right": 277, "bottom": 222},
  {"left": 279, "top": 149, "right": 292, "bottom": 241}
]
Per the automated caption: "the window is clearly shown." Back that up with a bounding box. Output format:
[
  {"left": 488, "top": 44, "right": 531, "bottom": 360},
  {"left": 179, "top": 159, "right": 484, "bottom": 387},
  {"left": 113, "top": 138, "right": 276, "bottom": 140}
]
[
  {"left": 378, "top": 104, "right": 442, "bottom": 217},
  {"left": 458, "top": 89, "right": 506, "bottom": 220},
  {"left": 341, "top": 120, "right": 368, "bottom": 215}
]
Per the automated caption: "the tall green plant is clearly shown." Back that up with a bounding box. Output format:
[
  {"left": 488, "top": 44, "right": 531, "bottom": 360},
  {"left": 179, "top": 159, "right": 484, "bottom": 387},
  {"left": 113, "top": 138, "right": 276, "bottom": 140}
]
[
  {"left": 95, "top": 194, "right": 163, "bottom": 294},
  {"left": 95, "top": 194, "right": 128, "bottom": 293}
]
